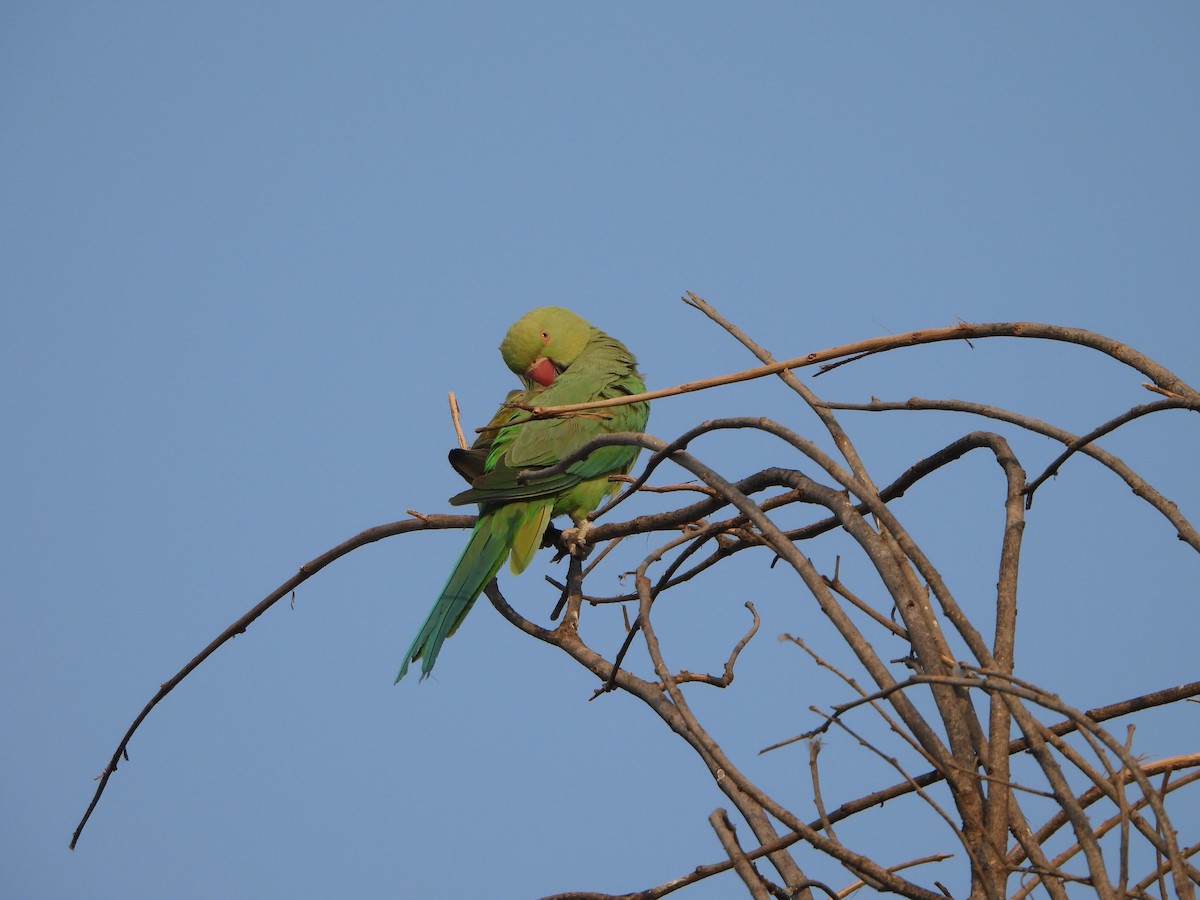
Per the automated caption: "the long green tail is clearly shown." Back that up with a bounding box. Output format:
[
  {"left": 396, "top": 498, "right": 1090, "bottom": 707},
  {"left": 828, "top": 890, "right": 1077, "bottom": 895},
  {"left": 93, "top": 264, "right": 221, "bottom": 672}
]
[{"left": 396, "top": 507, "right": 522, "bottom": 682}]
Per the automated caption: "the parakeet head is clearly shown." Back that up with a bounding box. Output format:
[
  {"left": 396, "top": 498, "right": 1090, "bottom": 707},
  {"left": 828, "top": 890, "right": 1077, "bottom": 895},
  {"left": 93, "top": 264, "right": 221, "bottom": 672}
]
[{"left": 500, "top": 306, "right": 592, "bottom": 388}]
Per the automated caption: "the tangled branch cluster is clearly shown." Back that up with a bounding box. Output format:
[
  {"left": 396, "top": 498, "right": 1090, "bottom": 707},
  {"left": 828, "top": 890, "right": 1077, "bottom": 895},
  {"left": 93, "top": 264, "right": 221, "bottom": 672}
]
[{"left": 73, "top": 295, "right": 1200, "bottom": 900}]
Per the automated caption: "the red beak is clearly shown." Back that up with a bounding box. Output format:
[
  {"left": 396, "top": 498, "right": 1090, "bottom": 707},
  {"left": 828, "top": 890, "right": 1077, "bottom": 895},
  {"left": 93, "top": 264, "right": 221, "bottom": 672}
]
[{"left": 526, "top": 357, "right": 558, "bottom": 387}]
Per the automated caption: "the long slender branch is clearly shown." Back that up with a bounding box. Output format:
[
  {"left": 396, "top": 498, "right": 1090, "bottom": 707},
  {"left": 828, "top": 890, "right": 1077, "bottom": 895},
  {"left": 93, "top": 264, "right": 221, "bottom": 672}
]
[
  {"left": 509, "top": 320, "right": 1200, "bottom": 419},
  {"left": 70, "top": 514, "right": 474, "bottom": 849}
]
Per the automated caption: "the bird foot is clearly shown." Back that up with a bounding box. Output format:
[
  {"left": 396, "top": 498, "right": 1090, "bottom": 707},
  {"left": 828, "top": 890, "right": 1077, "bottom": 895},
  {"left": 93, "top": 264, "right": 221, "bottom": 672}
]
[{"left": 559, "top": 520, "right": 595, "bottom": 559}]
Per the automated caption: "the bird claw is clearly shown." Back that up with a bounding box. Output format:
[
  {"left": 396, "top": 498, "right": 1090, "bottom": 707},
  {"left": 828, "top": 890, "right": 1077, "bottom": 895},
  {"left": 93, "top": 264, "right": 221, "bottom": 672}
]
[{"left": 559, "top": 520, "right": 594, "bottom": 559}]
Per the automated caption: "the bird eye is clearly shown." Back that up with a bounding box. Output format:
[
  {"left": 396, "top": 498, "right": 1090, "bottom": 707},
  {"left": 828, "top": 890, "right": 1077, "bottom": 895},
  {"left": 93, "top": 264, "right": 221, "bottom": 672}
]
[{"left": 540, "top": 330, "right": 551, "bottom": 342}]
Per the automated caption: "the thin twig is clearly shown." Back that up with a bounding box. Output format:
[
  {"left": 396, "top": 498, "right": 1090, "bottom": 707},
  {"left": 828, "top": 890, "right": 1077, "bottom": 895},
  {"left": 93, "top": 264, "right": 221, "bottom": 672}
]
[
  {"left": 448, "top": 391, "right": 467, "bottom": 450},
  {"left": 1024, "top": 399, "right": 1183, "bottom": 503}
]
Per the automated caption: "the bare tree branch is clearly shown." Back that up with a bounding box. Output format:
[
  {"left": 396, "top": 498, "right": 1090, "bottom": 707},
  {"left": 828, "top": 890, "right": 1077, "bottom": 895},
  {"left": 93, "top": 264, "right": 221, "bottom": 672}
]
[{"left": 75, "top": 307, "right": 1199, "bottom": 900}]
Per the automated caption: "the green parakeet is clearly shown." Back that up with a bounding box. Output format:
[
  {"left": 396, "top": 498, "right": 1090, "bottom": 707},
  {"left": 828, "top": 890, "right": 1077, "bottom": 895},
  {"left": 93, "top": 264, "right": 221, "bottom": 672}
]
[{"left": 396, "top": 307, "right": 649, "bottom": 681}]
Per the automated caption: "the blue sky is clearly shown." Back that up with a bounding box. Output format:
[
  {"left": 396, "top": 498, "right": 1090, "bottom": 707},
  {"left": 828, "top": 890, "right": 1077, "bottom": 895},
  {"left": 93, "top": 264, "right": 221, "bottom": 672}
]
[{"left": 4, "top": 4, "right": 1198, "bottom": 898}]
